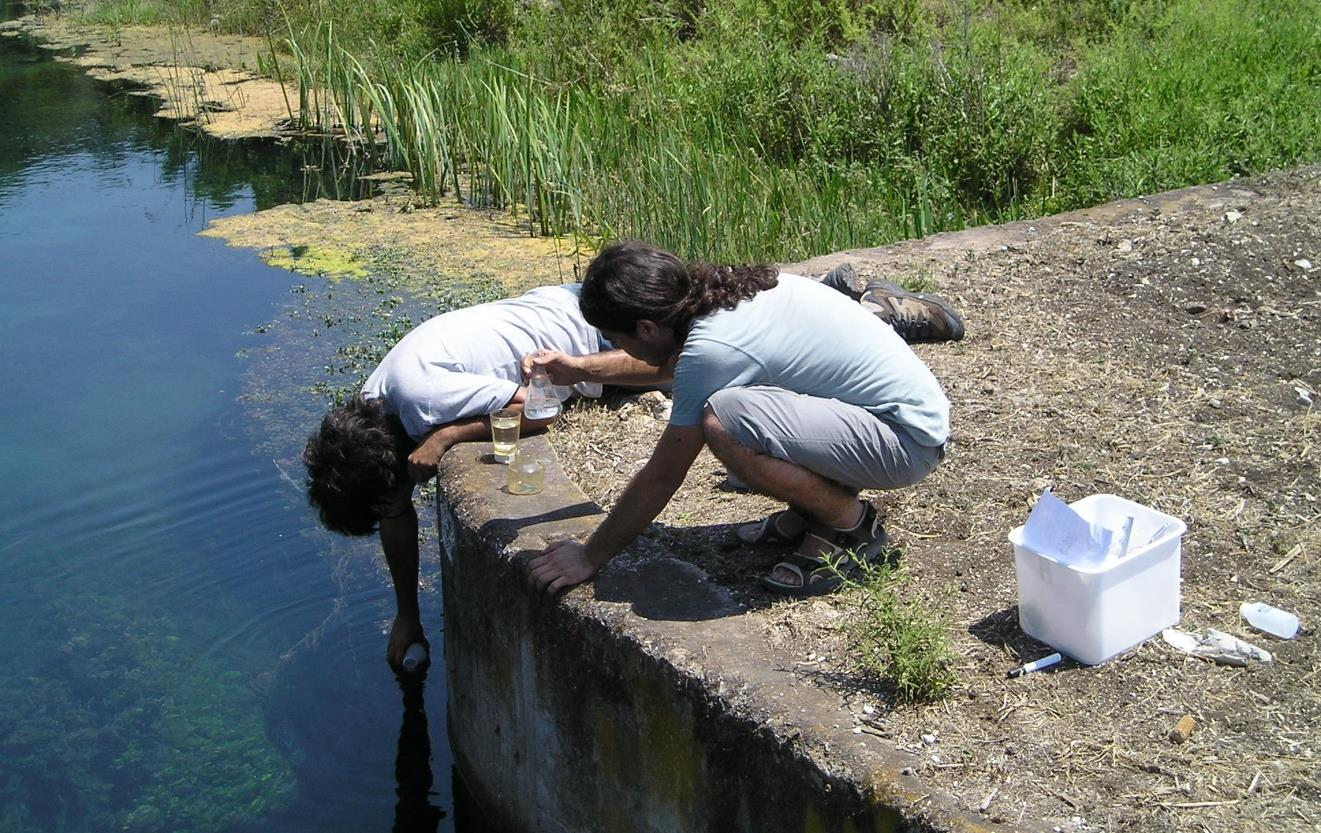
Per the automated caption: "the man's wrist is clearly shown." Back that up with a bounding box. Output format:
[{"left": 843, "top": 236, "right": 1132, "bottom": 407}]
[
  {"left": 583, "top": 538, "right": 614, "bottom": 570},
  {"left": 395, "top": 599, "right": 421, "bottom": 621}
]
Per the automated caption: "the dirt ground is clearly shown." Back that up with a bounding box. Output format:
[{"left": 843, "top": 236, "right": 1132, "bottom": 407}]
[
  {"left": 548, "top": 169, "right": 1320, "bottom": 832},
  {"left": 13, "top": 10, "right": 1316, "bottom": 831}
]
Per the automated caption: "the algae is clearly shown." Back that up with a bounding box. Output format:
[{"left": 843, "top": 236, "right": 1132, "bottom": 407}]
[{"left": 263, "top": 242, "right": 368, "bottom": 279}]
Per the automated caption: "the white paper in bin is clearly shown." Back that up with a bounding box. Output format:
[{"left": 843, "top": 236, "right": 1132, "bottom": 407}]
[{"left": 1008, "top": 494, "right": 1186, "bottom": 665}]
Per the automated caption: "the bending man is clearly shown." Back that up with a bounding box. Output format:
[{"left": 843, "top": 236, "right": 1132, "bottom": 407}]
[{"left": 302, "top": 284, "right": 660, "bottom": 666}]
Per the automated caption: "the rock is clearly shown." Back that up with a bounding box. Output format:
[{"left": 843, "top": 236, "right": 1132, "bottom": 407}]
[
  {"left": 636, "top": 390, "right": 672, "bottom": 421},
  {"left": 1295, "top": 258, "right": 1312, "bottom": 270},
  {"left": 1117, "top": 239, "right": 1133, "bottom": 253},
  {"left": 1185, "top": 303, "right": 1207, "bottom": 314},
  {"left": 1224, "top": 210, "right": 1243, "bottom": 224},
  {"left": 1190, "top": 257, "right": 1201, "bottom": 267},
  {"left": 1297, "top": 388, "right": 1314, "bottom": 407}
]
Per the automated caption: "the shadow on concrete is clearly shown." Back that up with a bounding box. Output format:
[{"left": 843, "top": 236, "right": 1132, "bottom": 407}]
[
  {"left": 475, "top": 500, "right": 600, "bottom": 539},
  {"left": 593, "top": 555, "right": 748, "bottom": 621}
]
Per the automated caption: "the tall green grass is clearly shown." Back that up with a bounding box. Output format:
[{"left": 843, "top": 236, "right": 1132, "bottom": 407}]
[{"left": 83, "top": 0, "right": 1321, "bottom": 263}]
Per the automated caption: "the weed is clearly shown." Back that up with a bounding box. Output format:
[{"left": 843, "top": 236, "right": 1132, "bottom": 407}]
[{"left": 828, "top": 554, "right": 957, "bottom": 703}]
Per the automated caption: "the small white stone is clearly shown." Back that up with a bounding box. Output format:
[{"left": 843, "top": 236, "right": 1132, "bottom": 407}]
[
  {"left": 921, "top": 733, "right": 938, "bottom": 745},
  {"left": 1117, "top": 239, "right": 1133, "bottom": 253},
  {"left": 1191, "top": 257, "right": 1201, "bottom": 266},
  {"left": 863, "top": 704, "right": 876, "bottom": 715},
  {"left": 1224, "top": 210, "right": 1243, "bottom": 224},
  {"left": 1216, "top": 457, "right": 1231, "bottom": 465},
  {"left": 1297, "top": 390, "right": 1314, "bottom": 407},
  {"left": 852, "top": 726, "right": 863, "bottom": 734},
  {"left": 1295, "top": 258, "right": 1312, "bottom": 270}
]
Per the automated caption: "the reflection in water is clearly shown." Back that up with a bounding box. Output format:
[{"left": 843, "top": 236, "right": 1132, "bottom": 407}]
[{"left": 394, "top": 671, "right": 446, "bottom": 833}]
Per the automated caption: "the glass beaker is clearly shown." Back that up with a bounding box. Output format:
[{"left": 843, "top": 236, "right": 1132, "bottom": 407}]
[{"left": 490, "top": 408, "right": 520, "bottom": 463}]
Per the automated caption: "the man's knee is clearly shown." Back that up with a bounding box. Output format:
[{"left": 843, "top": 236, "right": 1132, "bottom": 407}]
[{"left": 700, "top": 405, "right": 729, "bottom": 446}]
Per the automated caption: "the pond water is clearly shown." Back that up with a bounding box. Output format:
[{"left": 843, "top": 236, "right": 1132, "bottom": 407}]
[{"left": 0, "top": 25, "right": 479, "bottom": 833}]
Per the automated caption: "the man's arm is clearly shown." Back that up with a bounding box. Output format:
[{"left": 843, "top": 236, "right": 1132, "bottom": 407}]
[
  {"left": 407, "top": 416, "right": 492, "bottom": 482},
  {"left": 380, "top": 504, "right": 424, "bottom": 667},
  {"left": 523, "top": 349, "right": 673, "bottom": 387},
  {"left": 528, "top": 423, "right": 705, "bottom": 592},
  {"left": 406, "top": 388, "right": 558, "bottom": 482}
]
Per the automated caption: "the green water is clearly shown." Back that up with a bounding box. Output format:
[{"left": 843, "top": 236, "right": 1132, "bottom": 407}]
[{"left": 0, "top": 25, "right": 471, "bottom": 833}]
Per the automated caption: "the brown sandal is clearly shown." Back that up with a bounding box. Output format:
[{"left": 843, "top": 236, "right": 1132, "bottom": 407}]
[
  {"left": 735, "top": 509, "right": 805, "bottom": 546},
  {"left": 761, "top": 504, "right": 890, "bottom": 596}
]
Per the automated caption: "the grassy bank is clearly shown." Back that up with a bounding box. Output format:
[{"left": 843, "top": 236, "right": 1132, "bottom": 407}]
[{"left": 83, "top": 0, "right": 1321, "bottom": 263}]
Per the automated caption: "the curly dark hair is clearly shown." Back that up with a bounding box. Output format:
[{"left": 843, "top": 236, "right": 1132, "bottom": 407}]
[
  {"left": 579, "top": 240, "right": 778, "bottom": 339},
  {"left": 302, "top": 395, "right": 414, "bottom": 536}
]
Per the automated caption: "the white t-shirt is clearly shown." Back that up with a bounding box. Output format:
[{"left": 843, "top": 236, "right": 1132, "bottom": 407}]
[
  {"left": 361, "top": 284, "right": 602, "bottom": 439},
  {"left": 669, "top": 274, "right": 950, "bottom": 446}
]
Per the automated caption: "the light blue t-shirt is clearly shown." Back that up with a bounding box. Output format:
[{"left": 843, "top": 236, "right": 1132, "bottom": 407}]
[{"left": 669, "top": 274, "right": 950, "bottom": 446}]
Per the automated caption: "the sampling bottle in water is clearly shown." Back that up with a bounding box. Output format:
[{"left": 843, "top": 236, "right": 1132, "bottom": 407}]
[
  {"left": 401, "top": 643, "right": 429, "bottom": 672},
  {"left": 1240, "top": 602, "right": 1299, "bottom": 639},
  {"left": 524, "top": 366, "right": 561, "bottom": 420}
]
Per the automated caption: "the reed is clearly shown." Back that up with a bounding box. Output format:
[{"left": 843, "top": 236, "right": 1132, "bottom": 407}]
[{"left": 275, "top": 23, "right": 938, "bottom": 263}]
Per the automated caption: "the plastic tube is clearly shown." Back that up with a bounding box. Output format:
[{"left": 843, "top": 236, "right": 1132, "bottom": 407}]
[
  {"left": 402, "top": 642, "right": 429, "bottom": 671},
  {"left": 1239, "top": 602, "right": 1299, "bottom": 639}
]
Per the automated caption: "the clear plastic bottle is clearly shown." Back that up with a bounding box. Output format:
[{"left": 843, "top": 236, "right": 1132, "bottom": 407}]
[
  {"left": 524, "top": 366, "right": 561, "bottom": 420},
  {"left": 1240, "top": 601, "right": 1299, "bottom": 639}
]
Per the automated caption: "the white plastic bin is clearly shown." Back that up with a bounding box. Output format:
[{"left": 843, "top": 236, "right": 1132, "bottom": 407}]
[{"left": 1008, "top": 494, "right": 1186, "bottom": 665}]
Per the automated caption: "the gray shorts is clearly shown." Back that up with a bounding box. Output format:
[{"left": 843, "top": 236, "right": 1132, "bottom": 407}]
[{"left": 706, "top": 386, "right": 944, "bottom": 492}]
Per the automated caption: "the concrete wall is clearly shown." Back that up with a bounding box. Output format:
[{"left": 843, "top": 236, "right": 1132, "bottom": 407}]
[{"left": 436, "top": 436, "right": 1023, "bottom": 833}]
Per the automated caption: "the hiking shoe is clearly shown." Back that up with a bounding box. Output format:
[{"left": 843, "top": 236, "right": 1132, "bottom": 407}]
[
  {"left": 860, "top": 281, "right": 965, "bottom": 344},
  {"left": 817, "top": 262, "right": 863, "bottom": 301}
]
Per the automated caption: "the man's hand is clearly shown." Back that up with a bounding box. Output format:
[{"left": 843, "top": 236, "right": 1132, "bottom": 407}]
[
  {"left": 408, "top": 430, "right": 452, "bottom": 483},
  {"left": 522, "top": 349, "right": 587, "bottom": 386},
  {"left": 387, "top": 615, "right": 428, "bottom": 667},
  {"left": 528, "top": 540, "right": 601, "bottom": 593}
]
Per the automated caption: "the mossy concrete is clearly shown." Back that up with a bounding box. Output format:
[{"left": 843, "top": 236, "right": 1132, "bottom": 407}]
[{"left": 436, "top": 435, "right": 1032, "bottom": 833}]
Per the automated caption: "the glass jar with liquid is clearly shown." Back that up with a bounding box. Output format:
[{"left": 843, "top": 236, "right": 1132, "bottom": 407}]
[
  {"left": 523, "top": 366, "right": 561, "bottom": 420},
  {"left": 506, "top": 450, "right": 545, "bottom": 495},
  {"left": 490, "top": 408, "right": 520, "bottom": 463}
]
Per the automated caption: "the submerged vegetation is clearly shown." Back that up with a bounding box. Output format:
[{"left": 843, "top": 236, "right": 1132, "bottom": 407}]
[
  {"left": 0, "top": 593, "right": 293, "bottom": 833},
  {"left": 80, "top": 0, "right": 1321, "bottom": 263}
]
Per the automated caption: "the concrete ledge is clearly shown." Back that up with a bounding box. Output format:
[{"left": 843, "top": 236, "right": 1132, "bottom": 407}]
[{"left": 436, "top": 435, "right": 1030, "bottom": 833}]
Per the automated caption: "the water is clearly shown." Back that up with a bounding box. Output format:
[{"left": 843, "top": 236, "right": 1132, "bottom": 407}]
[{"left": 0, "top": 27, "right": 478, "bottom": 833}]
